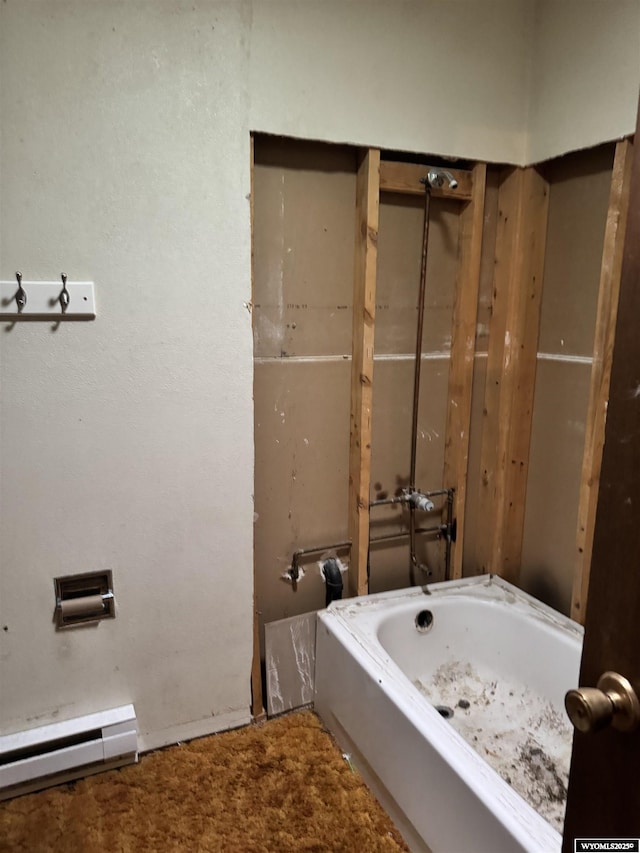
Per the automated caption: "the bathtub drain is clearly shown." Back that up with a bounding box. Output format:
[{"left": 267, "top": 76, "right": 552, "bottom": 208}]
[
  {"left": 415, "top": 609, "right": 434, "bottom": 633},
  {"left": 435, "top": 705, "right": 454, "bottom": 719}
]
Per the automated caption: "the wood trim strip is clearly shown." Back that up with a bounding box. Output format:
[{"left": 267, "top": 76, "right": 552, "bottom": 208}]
[
  {"left": 249, "top": 134, "right": 266, "bottom": 721},
  {"left": 477, "top": 167, "right": 549, "bottom": 582},
  {"left": 380, "top": 161, "right": 472, "bottom": 201},
  {"left": 348, "top": 148, "right": 380, "bottom": 597},
  {"left": 443, "top": 163, "right": 487, "bottom": 579},
  {"left": 500, "top": 167, "right": 549, "bottom": 581},
  {"left": 571, "top": 138, "right": 634, "bottom": 624}
]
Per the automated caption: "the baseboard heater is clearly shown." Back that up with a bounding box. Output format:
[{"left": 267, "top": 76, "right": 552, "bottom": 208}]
[{"left": 0, "top": 704, "right": 138, "bottom": 800}]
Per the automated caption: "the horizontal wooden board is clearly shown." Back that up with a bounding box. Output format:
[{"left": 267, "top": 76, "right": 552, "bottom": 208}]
[{"left": 380, "top": 161, "right": 472, "bottom": 201}]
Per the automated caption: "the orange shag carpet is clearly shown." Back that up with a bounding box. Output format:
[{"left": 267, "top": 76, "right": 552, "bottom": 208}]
[{"left": 0, "top": 710, "right": 409, "bottom": 853}]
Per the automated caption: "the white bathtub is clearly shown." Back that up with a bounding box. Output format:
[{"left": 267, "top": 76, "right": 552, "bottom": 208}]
[{"left": 314, "top": 575, "right": 583, "bottom": 853}]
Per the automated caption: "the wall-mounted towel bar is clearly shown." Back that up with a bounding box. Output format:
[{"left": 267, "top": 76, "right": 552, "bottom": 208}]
[{"left": 0, "top": 273, "right": 96, "bottom": 320}]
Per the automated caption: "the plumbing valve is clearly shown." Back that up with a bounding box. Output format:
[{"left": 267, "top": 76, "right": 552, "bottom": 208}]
[{"left": 406, "top": 490, "right": 435, "bottom": 512}]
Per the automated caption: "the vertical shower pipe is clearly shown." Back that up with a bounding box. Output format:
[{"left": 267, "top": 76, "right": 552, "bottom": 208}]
[{"left": 409, "top": 181, "right": 432, "bottom": 585}]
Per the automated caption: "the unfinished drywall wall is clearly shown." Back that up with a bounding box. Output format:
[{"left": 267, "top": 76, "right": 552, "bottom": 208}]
[
  {"left": 254, "top": 137, "right": 622, "bottom": 631},
  {"left": 520, "top": 144, "right": 615, "bottom": 614},
  {"left": 253, "top": 144, "right": 470, "bottom": 648},
  {"left": 253, "top": 142, "right": 470, "bottom": 627},
  {"left": 369, "top": 190, "right": 460, "bottom": 590},
  {"left": 529, "top": 1, "right": 640, "bottom": 164},
  {"left": 253, "top": 138, "right": 356, "bottom": 643}
]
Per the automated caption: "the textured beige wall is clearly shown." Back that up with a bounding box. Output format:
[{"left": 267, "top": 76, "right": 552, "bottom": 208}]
[
  {"left": 0, "top": 1, "right": 255, "bottom": 749},
  {"left": 250, "top": 2, "right": 640, "bottom": 167},
  {"left": 528, "top": 1, "right": 640, "bottom": 163},
  {"left": 250, "top": 0, "right": 533, "bottom": 165}
]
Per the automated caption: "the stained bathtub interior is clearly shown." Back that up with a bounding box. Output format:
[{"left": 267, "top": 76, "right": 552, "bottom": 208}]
[{"left": 415, "top": 660, "right": 571, "bottom": 832}]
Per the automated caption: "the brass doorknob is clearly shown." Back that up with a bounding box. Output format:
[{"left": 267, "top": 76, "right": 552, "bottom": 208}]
[{"left": 565, "top": 671, "right": 640, "bottom": 734}]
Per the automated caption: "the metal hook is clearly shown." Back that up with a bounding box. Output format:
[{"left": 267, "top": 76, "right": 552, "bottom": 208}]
[
  {"left": 15, "top": 271, "right": 27, "bottom": 313},
  {"left": 59, "top": 273, "right": 70, "bottom": 314}
]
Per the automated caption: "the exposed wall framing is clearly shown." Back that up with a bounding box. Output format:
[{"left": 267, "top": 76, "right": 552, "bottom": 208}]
[
  {"left": 252, "top": 135, "right": 629, "bottom": 674},
  {"left": 571, "top": 138, "right": 634, "bottom": 623},
  {"left": 348, "top": 148, "right": 381, "bottom": 597},
  {"left": 349, "top": 155, "right": 486, "bottom": 593},
  {"left": 518, "top": 143, "right": 617, "bottom": 613},
  {"left": 443, "top": 163, "right": 487, "bottom": 579},
  {"left": 476, "top": 167, "right": 550, "bottom": 582},
  {"left": 368, "top": 189, "right": 459, "bottom": 589}
]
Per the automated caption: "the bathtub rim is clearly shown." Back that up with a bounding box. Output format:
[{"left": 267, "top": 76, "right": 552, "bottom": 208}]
[{"left": 326, "top": 574, "right": 583, "bottom": 642}]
